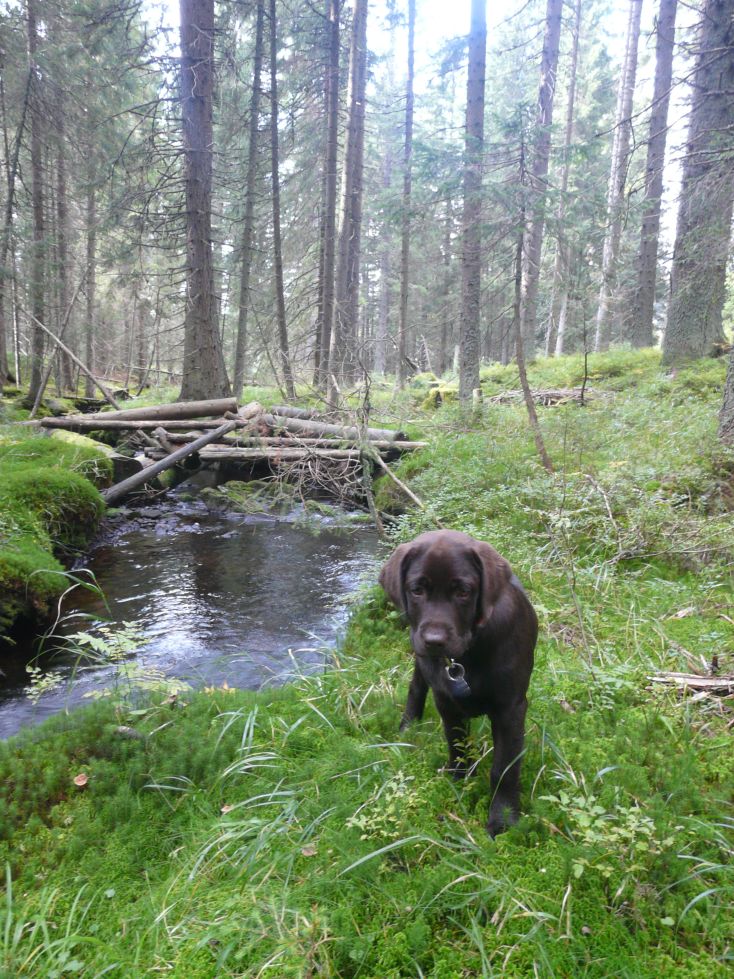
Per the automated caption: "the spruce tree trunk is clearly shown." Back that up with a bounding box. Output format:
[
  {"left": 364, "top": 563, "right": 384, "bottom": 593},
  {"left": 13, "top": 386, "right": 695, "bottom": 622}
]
[
  {"left": 518, "top": 0, "right": 563, "bottom": 358},
  {"left": 55, "top": 88, "right": 74, "bottom": 391},
  {"left": 594, "top": 0, "right": 643, "bottom": 352},
  {"left": 439, "top": 198, "right": 453, "bottom": 374},
  {"left": 233, "top": 0, "right": 265, "bottom": 399},
  {"left": 317, "top": 0, "right": 340, "bottom": 389},
  {"left": 374, "top": 9, "right": 397, "bottom": 378},
  {"left": 84, "top": 184, "right": 96, "bottom": 398},
  {"left": 396, "top": 0, "right": 415, "bottom": 389},
  {"left": 268, "top": 0, "right": 296, "bottom": 400},
  {"left": 663, "top": 0, "right": 734, "bottom": 365},
  {"left": 720, "top": 345, "right": 734, "bottom": 442},
  {"left": 546, "top": 0, "right": 581, "bottom": 357},
  {"left": 27, "top": 0, "right": 46, "bottom": 405},
  {"left": 0, "top": 65, "right": 28, "bottom": 392},
  {"left": 458, "top": 0, "right": 487, "bottom": 403},
  {"left": 178, "top": 0, "right": 230, "bottom": 400},
  {"left": 631, "top": 0, "right": 678, "bottom": 348},
  {"left": 554, "top": 254, "right": 573, "bottom": 355},
  {"left": 332, "top": 0, "right": 368, "bottom": 385}
]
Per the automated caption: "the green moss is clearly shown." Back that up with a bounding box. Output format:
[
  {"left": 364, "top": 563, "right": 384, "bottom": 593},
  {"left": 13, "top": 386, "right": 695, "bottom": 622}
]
[
  {"left": 200, "top": 478, "right": 297, "bottom": 515},
  {"left": 0, "top": 352, "right": 732, "bottom": 976},
  {"left": 0, "top": 431, "right": 110, "bottom": 637},
  {"left": 421, "top": 385, "right": 457, "bottom": 410}
]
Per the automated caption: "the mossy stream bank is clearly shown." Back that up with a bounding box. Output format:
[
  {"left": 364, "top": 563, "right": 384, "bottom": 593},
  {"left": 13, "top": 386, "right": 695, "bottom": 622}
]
[{"left": 0, "top": 431, "right": 112, "bottom": 640}]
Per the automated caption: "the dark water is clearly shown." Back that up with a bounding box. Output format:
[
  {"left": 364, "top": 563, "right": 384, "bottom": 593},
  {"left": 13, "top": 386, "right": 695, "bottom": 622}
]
[{"left": 0, "top": 499, "right": 379, "bottom": 738}]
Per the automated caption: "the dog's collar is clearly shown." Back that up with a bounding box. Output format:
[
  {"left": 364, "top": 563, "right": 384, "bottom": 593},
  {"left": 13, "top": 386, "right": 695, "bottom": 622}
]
[{"left": 444, "top": 657, "right": 472, "bottom": 699}]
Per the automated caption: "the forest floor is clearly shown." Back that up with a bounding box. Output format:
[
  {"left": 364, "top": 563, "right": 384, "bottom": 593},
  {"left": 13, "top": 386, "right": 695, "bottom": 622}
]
[{"left": 1, "top": 349, "right": 733, "bottom": 977}]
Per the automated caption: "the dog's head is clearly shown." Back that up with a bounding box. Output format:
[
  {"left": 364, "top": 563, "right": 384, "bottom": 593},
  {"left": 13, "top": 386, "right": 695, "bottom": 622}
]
[{"left": 379, "top": 530, "right": 511, "bottom": 659}]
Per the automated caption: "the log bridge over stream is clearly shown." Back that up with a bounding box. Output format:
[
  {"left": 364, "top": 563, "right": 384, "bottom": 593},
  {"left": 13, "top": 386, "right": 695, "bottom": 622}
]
[{"left": 36, "top": 398, "right": 426, "bottom": 507}]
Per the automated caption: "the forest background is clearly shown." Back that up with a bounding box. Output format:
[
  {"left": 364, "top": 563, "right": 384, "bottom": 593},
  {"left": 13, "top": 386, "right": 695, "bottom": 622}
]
[{"left": 0, "top": 0, "right": 732, "bottom": 415}]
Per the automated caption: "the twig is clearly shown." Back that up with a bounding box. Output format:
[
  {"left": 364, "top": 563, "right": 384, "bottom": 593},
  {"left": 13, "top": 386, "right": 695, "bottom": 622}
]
[{"left": 369, "top": 451, "right": 444, "bottom": 528}]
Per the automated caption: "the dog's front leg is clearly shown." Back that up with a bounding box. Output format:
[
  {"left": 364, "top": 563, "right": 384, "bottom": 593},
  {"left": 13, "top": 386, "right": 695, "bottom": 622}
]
[
  {"left": 434, "top": 696, "right": 470, "bottom": 778},
  {"left": 487, "top": 699, "right": 527, "bottom": 837},
  {"left": 399, "top": 661, "right": 429, "bottom": 730}
]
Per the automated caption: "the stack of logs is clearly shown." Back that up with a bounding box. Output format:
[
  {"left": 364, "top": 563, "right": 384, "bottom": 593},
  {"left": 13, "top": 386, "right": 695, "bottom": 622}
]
[{"left": 38, "top": 398, "right": 425, "bottom": 505}]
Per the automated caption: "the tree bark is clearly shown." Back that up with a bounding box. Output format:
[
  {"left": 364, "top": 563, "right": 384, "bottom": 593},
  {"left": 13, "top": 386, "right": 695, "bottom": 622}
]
[
  {"left": 663, "top": 0, "right": 734, "bottom": 365},
  {"left": 233, "top": 0, "right": 265, "bottom": 399},
  {"left": 546, "top": 0, "right": 581, "bottom": 357},
  {"left": 396, "top": 0, "right": 415, "bottom": 389},
  {"left": 719, "top": 345, "right": 734, "bottom": 442},
  {"left": 178, "top": 0, "right": 230, "bottom": 400},
  {"left": 84, "top": 183, "right": 96, "bottom": 399},
  {"left": 0, "top": 65, "right": 29, "bottom": 393},
  {"left": 439, "top": 199, "right": 453, "bottom": 374},
  {"left": 268, "top": 0, "right": 296, "bottom": 400},
  {"left": 631, "top": 0, "right": 678, "bottom": 348},
  {"left": 374, "top": 10, "right": 397, "bottom": 378},
  {"left": 594, "top": 0, "right": 643, "bottom": 351},
  {"left": 316, "top": 0, "right": 341, "bottom": 389},
  {"left": 332, "top": 0, "right": 368, "bottom": 385},
  {"left": 81, "top": 396, "right": 238, "bottom": 422},
  {"left": 459, "top": 0, "right": 487, "bottom": 403},
  {"left": 516, "top": 145, "right": 554, "bottom": 474},
  {"left": 27, "top": 0, "right": 46, "bottom": 405},
  {"left": 262, "top": 413, "right": 406, "bottom": 442},
  {"left": 518, "top": 0, "right": 564, "bottom": 358},
  {"left": 54, "top": 66, "right": 74, "bottom": 391}
]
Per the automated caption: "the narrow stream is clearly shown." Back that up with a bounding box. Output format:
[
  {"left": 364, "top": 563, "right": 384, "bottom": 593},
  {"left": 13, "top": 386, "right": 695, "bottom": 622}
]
[{"left": 0, "top": 496, "right": 379, "bottom": 738}]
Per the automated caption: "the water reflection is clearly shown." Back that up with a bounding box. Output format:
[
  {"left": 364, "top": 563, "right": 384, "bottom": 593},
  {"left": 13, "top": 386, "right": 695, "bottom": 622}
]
[{"left": 0, "top": 502, "right": 379, "bottom": 738}]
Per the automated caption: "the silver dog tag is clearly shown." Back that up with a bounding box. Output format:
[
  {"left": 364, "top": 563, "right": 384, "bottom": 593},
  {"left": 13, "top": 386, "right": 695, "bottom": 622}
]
[{"left": 446, "top": 659, "right": 471, "bottom": 699}]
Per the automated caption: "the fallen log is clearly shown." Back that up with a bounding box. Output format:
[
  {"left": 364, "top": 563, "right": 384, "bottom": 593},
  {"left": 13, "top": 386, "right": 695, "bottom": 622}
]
[
  {"left": 148, "top": 432, "right": 427, "bottom": 451},
  {"left": 102, "top": 418, "right": 239, "bottom": 505},
  {"left": 30, "top": 270, "right": 89, "bottom": 418},
  {"left": 262, "top": 413, "right": 406, "bottom": 442},
  {"left": 39, "top": 417, "right": 255, "bottom": 432},
  {"left": 82, "top": 396, "right": 238, "bottom": 423},
  {"left": 144, "top": 446, "right": 364, "bottom": 462},
  {"left": 270, "top": 405, "right": 324, "bottom": 420},
  {"left": 19, "top": 305, "right": 120, "bottom": 410},
  {"left": 648, "top": 672, "right": 734, "bottom": 694}
]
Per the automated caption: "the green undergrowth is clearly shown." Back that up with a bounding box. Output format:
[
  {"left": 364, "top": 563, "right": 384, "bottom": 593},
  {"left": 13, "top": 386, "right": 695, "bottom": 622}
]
[
  {"left": 1, "top": 350, "right": 733, "bottom": 977},
  {"left": 0, "top": 432, "right": 111, "bottom": 637}
]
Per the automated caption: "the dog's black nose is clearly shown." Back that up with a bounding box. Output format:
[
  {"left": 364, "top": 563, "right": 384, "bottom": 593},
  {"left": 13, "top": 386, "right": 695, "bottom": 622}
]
[{"left": 421, "top": 624, "right": 450, "bottom": 648}]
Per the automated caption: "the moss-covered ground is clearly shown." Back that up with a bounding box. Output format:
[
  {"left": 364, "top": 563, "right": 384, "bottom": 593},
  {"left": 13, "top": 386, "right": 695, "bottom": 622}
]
[
  {"left": 0, "top": 420, "right": 112, "bottom": 638},
  {"left": 1, "top": 350, "right": 733, "bottom": 977}
]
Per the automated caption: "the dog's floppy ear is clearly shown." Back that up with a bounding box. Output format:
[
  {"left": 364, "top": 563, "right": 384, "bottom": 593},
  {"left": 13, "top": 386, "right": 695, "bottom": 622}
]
[
  {"left": 379, "top": 542, "right": 414, "bottom": 612},
  {"left": 472, "top": 540, "right": 512, "bottom": 628}
]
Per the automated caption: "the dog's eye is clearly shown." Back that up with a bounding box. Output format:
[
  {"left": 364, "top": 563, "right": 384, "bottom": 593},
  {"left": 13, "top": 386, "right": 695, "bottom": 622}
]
[
  {"left": 409, "top": 584, "right": 425, "bottom": 597},
  {"left": 454, "top": 584, "right": 471, "bottom": 598}
]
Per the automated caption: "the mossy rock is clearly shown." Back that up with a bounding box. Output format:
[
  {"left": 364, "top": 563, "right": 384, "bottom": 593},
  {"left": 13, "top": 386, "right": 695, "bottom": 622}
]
[
  {"left": 421, "top": 386, "right": 457, "bottom": 410},
  {"left": 304, "top": 499, "right": 340, "bottom": 518},
  {"left": 200, "top": 479, "right": 297, "bottom": 515},
  {"left": 296, "top": 499, "right": 374, "bottom": 531}
]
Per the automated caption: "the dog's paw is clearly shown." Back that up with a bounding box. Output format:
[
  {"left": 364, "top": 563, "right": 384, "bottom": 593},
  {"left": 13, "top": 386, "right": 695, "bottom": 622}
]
[
  {"left": 487, "top": 801, "right": 519, "bottom": 838},
  {"left": 440, "top": 760, "right": 475, "bottom": 781}
]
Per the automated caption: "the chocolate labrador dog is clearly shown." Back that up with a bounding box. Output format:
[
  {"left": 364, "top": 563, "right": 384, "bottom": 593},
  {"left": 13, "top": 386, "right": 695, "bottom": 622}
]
[{"left": 379, "top": 530, "right": 537, "bottom": 836}]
